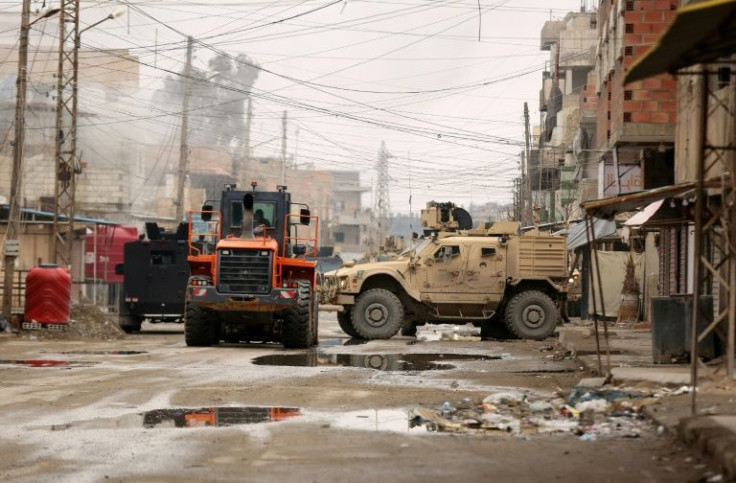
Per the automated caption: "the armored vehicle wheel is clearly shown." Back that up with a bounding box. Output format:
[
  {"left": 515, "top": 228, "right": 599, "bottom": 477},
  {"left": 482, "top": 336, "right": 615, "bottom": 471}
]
[
  {"left": 400, "top": 321, "right": 418, "bottom": 337},
  {"left": 119, "top": 315, "right": 143, "bottom": 334},
  {"left": 283, "top": 280, "right": 315, "bottom": 349},
  {"left": 504, "top": 290, "right": 559, "bottom": 340},
  {"left": 185, "top": 303, "right": 219, "bottom": 346},
  {"left": 337, "top": 310, "right": 362, "bottom": 338},
  {"left": 351, "top": 289, "right": 404, "bottom": 339}
]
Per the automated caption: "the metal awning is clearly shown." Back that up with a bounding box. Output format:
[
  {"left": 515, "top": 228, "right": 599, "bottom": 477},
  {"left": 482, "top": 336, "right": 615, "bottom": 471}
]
[
  {"left": 581, "top": 177, "right": 726, "bottom": 219},
  {"left": 623, "top": 200, "right": 664, "bottom": 226},
  {"left": 0, "top": 205, "right": 120, "bottom": 226},
  {"left": 581, "top": 182, "right": 697, "bottom": 219},
  {"left": 566, "top": 217, "right": 617, "bottom": 251},
  {"left": 625, "top": 0, "right": 736, "bottom": 83}
]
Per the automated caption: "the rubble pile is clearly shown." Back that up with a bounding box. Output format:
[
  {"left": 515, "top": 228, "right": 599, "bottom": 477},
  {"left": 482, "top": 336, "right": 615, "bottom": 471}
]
[
  {"left": 26, "top": 305, "right": 125, "bottom": 341},
  {"left": 409, "top": 384, "right": 688, "bottom": 440}
]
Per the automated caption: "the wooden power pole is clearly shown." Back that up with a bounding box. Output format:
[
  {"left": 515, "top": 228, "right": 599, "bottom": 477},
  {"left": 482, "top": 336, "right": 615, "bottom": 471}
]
[
  {"left": 280, "top": 110, "right": 288, "bottom": 185},
  {"left": 523, "top": 102, "right": 533, "bottom": 226},
  {"left": 175, "top": 36, "right": 193, "bottom": 222},
  {"left": 2, "top": 0, "right": 32, "bottom": 321}
]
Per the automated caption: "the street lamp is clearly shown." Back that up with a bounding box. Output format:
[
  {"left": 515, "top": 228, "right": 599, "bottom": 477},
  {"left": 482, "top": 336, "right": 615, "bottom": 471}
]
[
  {"left": 78, "top": 6, "right": 126, "bottom": 38},
  {"left": 2, "top": 2, "right": 61, "bottom": 324}
]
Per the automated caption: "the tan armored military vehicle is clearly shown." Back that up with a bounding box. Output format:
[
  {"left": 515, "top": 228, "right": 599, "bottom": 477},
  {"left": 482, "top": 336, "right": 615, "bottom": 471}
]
[{"left": 321, "top": 202, "right": 568, "bottom": 340}]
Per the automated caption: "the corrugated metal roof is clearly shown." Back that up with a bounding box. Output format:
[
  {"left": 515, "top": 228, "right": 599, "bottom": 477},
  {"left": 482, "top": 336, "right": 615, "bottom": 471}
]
[
  {"left": 0, "top": 205, "right": 120, "bottom": 225},
  {"left": 566, "top": 218, "right": 617, "bottom": 251},
  {"left": 623, "top": 200, "right": 664, "bottom": 226},
  {"left": 625, "top": 0, "right": 736, "bottom": 83}
]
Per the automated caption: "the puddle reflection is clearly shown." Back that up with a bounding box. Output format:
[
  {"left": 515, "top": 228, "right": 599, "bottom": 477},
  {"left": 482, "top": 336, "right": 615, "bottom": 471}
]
[
  {"left": 143, "top": 406, "right": 301, "bottom": 428},
  {"left": 252, "top": 353, "right": 501, "bottom": 371},
  {"left": 0, "top": 359, "right": 98, "bottom": 368}
]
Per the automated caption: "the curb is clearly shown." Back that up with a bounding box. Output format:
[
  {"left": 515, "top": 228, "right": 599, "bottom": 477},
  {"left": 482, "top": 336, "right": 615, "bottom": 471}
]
[
  {"left": 678, "top": 416, "right": 736, "bottom": 479},
  {"left": 562, "top": 336, "right": 736, "bottom": 481}
]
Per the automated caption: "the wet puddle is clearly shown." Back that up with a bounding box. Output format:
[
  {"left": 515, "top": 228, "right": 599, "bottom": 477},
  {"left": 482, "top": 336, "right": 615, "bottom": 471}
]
[
  {"left": 143, "top": 406, "right": 301, "bottom": 428},
  {"left": 54, "top": 350, "right": 147, "bottom": 356},
  {"left": 325, "top": 409, "right": 428, "bottom": 434},
  {"left": 252, "top": 352, "right": 501, "bottom": 371},
  {"left": 0, "top": 359, "right": 99, "bottom": 368},
  {"left": 51, "top": 406, "right": 301, "bottom": 430}
]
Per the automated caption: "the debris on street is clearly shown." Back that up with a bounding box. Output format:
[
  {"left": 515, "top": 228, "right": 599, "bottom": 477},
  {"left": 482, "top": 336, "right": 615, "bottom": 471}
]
[
  {"left": 408, "top": 383, "right": 685, "bottom": 439},
  {"left": 22, "top": 304, "right": 125, "bottom": 341}
]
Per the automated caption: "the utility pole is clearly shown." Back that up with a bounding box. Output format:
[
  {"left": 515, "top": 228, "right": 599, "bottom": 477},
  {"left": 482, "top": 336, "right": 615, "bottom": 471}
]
[
  {"left": 239, "top": 96, "right": 252, "bottom": 185},
  {"left": 175, "top": 36, "right": 193, "bottom": 222},
  {"left": 375, "top": 141, "right": 392, "bottom": 246},
  {"left": 280, "top": 110, "right": 288, "bottom": 185},
  {"left": 294, "top": 126, "right": 299, "bottom": 170},
  {"left": 53, "top": 0, "right": 81, "bottom": 268},
  {"left": 2, "top": 0, "right": 32, "bottom": 322},
  {"left": 523, "top": 102, "right": 532, "bottom": 226}
]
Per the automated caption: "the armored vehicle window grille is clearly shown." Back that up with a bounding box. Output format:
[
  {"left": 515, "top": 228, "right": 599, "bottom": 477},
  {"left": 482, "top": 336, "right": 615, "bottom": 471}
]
[
  {"left": 481, "top": 247, "right": 496, "bottom": 257},
  {"left": 217, "top": 249, "right": 272, "bottom": 294},
  {"left": 435, "top": 245, "right": 460, "bottom": 262}
]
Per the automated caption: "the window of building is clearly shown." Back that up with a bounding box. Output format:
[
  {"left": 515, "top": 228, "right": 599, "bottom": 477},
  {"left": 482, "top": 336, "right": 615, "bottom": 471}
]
[{"left": 334, "top": 232, "right": 345, "bottom": 243}]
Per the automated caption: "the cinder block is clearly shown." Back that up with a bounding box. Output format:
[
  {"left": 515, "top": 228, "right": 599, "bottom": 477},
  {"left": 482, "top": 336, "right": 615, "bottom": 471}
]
[
  {"left": 631, "top": 111, "right": 652, "bottom": 123},
  {"left": 661, "top": 101, "right": 676, "bottom": 112},
  {"left": 651, "top": 112, "right": 670, "bottom": 123},
  {"left": 643, "top": 78, "right": 662, "bottom": 89},
  {"left": 642, "top": 100, "right": 659, "bottom": 111},
  {"left": 644, "top": 10, "right": 663, "bottom": 22}
]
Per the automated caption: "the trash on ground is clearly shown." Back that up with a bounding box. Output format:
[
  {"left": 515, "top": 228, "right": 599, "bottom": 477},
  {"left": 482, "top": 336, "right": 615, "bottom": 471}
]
[{"left": 409, "top": 384, "right": 662, "bottom": 439}]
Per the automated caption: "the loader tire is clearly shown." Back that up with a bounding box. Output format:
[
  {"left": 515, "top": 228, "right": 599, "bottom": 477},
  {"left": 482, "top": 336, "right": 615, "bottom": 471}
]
[
  {"left": 351, "top": 289, "right": 403, "bottom": 340},
  {"left": 504, "top": 290, "right": 559, "bottom": 340},
  {"left": 283, "top": 280, "right": 315, "bottom": 349},
  {"left": 337, "top": 310, "right": 362, "bottom": 339},
  {"left": 185, "top": 303, "right": 218, "bottom": 347}
]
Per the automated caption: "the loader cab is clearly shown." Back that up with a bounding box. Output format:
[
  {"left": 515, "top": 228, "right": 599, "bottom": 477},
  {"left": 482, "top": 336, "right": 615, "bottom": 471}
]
[{"left": 216, "top": 185, "right": 311, "bottom": 258}]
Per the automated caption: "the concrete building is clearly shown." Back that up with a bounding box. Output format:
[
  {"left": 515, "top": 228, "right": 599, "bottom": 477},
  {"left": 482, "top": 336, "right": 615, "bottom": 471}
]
[
  {"left": 534, "top": 10, "right": 598, "bottom": 223},
  {"left": 594, "top": 0, "right": 678, "bottom": 199}
]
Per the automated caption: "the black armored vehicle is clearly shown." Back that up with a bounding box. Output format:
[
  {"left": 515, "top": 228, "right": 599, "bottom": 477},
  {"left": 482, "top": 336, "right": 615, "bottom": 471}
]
[{"left": 116, "top": 222, "right": 189, "bottom": 333}]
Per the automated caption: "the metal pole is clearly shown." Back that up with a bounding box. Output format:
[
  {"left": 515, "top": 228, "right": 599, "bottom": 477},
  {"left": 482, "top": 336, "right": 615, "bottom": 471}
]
[
  {"left": 584, "top": 216, "right": 603, "bottom": 375},
  {"left": 175, "top": 36, "right": 193, "bottom": 222},
  {"left": 690, "top": 70, "right": 709, "bottom": 415},
  {"left": 53, "top": 0, "right": 81, "bottom": 269}
]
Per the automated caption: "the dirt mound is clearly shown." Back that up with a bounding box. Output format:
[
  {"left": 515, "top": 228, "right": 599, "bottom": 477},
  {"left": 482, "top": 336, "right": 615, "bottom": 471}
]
[{"left": 24, "top": 305, "right": 125, "bottom": 341}]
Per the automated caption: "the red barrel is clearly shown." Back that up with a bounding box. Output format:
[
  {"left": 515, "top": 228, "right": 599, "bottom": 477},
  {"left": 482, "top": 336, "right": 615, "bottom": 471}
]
[{"left": 24, "top": 265, "right": 71, "bottom": 324}]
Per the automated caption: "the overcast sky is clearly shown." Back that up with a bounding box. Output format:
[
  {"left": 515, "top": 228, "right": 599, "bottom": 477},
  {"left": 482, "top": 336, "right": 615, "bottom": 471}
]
[{"left": 2, "top": 0, "right": 588, "bottom": 214}]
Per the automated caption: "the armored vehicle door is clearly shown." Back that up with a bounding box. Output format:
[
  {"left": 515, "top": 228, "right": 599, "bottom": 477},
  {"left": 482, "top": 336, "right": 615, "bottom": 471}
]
[
  {"left": 417, "top": 240, "right": 470, "bottom": 303},
  {"left": 464, "top": 242, "right": 506, "bottom": 303}
]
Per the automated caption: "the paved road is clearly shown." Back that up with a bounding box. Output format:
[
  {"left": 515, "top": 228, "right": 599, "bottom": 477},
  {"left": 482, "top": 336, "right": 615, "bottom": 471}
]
[{"left": 0, "top": 313, "right": 711, "bottom": 482}]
